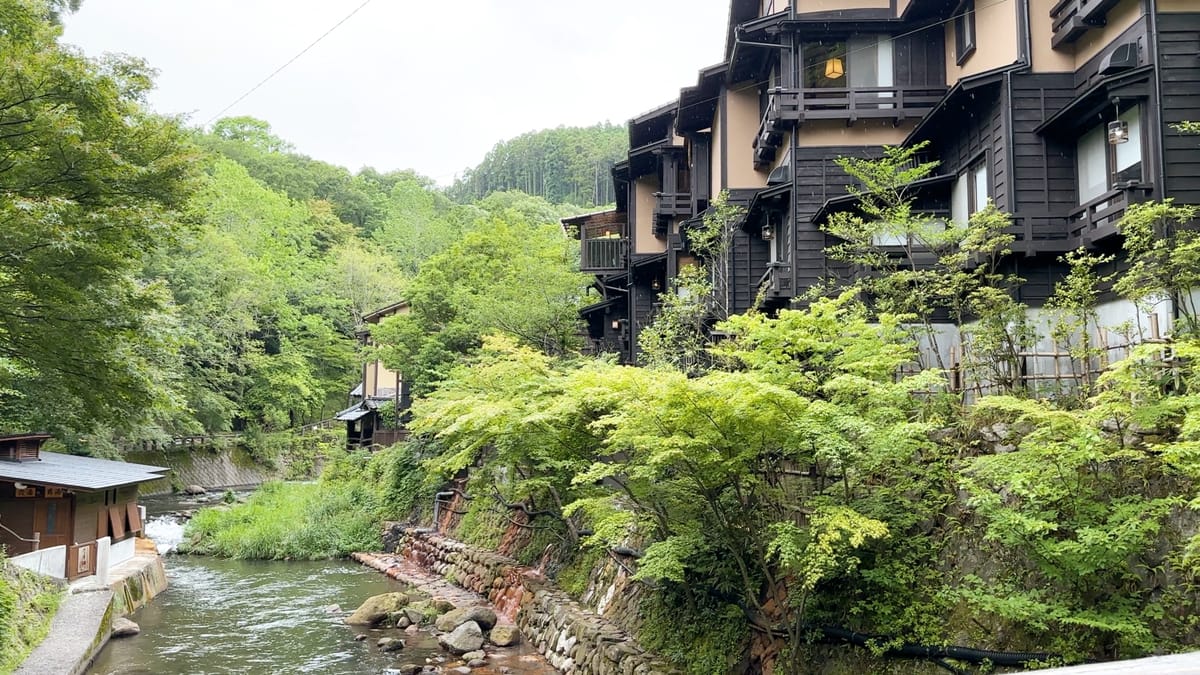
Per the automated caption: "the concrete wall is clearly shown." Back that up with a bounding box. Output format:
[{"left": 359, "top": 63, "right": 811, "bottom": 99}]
[{"left": 10, "top": 545, "right": 66, "bottom": 580}]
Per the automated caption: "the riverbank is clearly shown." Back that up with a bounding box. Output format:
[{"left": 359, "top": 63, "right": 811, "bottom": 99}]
[
  {"left": 15, "top": 543, "right": 167, "bottom": 675},
  {"left": 0, "top": 556, "right": 63, "bottom": 672}
]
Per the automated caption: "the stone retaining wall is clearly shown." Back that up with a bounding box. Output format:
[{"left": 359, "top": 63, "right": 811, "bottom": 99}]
[{"left": 388, "top": 525, "right": 677, "bottom": 675}]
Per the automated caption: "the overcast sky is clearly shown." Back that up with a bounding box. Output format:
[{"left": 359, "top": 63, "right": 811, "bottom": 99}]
[{"left": 61, "top": 1, "right": 730, "bottom": 185}]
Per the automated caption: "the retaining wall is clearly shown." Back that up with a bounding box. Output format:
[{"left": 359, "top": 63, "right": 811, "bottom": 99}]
[{"left": 390, "top": 525, "right": 677, "bottom": 675}]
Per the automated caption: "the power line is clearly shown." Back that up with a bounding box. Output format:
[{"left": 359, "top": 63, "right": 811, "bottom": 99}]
[{"left": 204, "top": 0, "right": 374, "bottom": 126}]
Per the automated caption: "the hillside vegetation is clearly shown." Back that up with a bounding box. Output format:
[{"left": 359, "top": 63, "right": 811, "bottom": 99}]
[{"left": 448, "top": 123, "right": 628, "bottom": 207}]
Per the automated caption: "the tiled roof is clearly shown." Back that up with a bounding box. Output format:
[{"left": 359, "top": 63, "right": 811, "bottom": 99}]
[{"left": 0, "top": 452, "right": 168, "bottom": 491}]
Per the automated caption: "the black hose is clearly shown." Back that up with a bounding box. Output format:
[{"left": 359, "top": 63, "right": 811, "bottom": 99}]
[{"left": 816, "top": 624, "right": 1054, "bottom": 668}]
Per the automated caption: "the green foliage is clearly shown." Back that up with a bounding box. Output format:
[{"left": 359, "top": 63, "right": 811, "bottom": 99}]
[
  {"left": 0, "top": 0, "right": 200, "bottom": 437},
  {"left": 1113, "top": 199, "right": 1200, "bottom": 333},
  {"left": 823, "top": 144, "right": 1031, "bottom": 381},
  {"left": 449, "top": 123, "right": 628, "bottom": 207},
  {"left": 373, "top": 210, "right": 588, "bottom": 394},
  {"left": 637, "top": 266, "right": 714, "bottom": 373},
  {"left": 0, "top": 555, "right": 64, "bottom": 673},
  {"left": 637, "top": 589, "right": 750, "bottom": 675}
]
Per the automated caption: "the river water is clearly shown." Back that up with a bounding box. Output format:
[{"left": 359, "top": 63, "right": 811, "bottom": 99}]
[{"left": 89, "top": 513, "right": 555, "bottom": 675}]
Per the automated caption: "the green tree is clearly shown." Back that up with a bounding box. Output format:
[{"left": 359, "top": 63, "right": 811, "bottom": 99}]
[{"left": 0, "top": 0, "right": 199, "bottom": 437}]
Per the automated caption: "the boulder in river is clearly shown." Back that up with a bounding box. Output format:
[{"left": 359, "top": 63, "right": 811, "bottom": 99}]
[
  {"left": 182, "top": 485, "right": 207, "bottom": 495},
  {"left": 345, "top": 592, "right": 410, "bottom": 626},
  {"left": 438, "top": 620, "right": 484, "bottom": 655},
  {"left": 111, "top": 617, "right": 140, "bottom": 638},
  {"left": 435, "top": 606, "right": 496, "bottom": 632},
  {"left": 488, "top": 624, "right": 519, "bottom": 647},
  {"left": 377, "top": 637, "right": 405, "bottom": 652},
  {"left": 461, "top": 650, "right": 484, "bottom": 661}
]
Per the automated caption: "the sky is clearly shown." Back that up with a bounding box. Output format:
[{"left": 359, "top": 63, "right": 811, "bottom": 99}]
[{"left": 61, "top": 1, "right": 731, "bottom": 185}]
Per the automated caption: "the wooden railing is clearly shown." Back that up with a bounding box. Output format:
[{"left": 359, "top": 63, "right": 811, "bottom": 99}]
[
  {"left": 581, "top": 222, "right": 628, "bottom": 272},
  {"left": 1067, "top": 185, "right": 1150, "bottom": 243},
  {"left": 1049, "top": 0, "right": 1119, "bottom": 47},
  {"left": 654, "top": 192, "right": 692, "bottom": 218},
  {"left": 799, "top": 86, "right": 945, "bottom": 121}
]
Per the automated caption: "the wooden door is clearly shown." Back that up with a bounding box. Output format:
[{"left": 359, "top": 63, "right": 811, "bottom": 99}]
[{"left": 32, "top": 498, "right": 70, "bottom": 549}]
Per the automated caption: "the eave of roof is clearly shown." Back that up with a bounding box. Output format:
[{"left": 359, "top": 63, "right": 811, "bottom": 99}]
[
  {"left": 363, "top": 300, "right": 409, "bottom": 324},
  {"left": 811, "top": 172, "right": 955, "bottom": 223},
  {"left": 904, "top": 66, "right": 1017, "bottom": 145},
  {"left": 1035, "top": 65, "right": 1154, "bottom": 135},
  {"left": 0, "top": 452, "right": 168, "bottom": 491}
]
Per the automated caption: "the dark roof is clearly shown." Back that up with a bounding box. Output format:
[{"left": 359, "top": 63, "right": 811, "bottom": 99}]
[
  {"left": 0, "top": 452, "right": 168, "bottom": 491},
  {"left": 0, "top": 433, "right": 51, "bottom": 443},
  {"left": 811, "top": 173, "right": 955, "bottom": 223},
  {"left": 1036, "top": 66, "right": 1154, "bottom": 135},
  {"left": 905, "top": 67, "right": 1014, "bottom": 145},
  {"left": 363, "top": 301, "right": 409, "bottom": 324}
]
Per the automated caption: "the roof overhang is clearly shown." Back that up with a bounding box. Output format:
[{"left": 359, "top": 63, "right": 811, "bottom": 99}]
[
  {"left": 905, "top": 66, "right": 1014, "bottom": 145},
  {"left": 745, "top": 183, "right": 793, "bottom": 228},
  {"left": 0, "top": 452, "right": 168, "bottom": 491},
  {"left": 363, "top": 301, "right": 409, "bottom": 324},
  {"left": 1035, "top": 66, "right": 1154, "bottom": 136},
  {"left": 678, "top": 63, "right": 728, "bottom": 135},
  {"left": 812, "top": 172, "right": 956, "bottom": 224}
]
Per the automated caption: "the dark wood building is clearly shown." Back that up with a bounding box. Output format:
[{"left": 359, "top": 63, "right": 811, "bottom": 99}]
[
  {"left": 339, "top": 301, "right": 412, "bottom": 449},
  {"left": 572, "top": 0, "right": 1200, "bottom": 364},
  {"left": 0, "top": 434, "right": 167, "bottom": 581}
]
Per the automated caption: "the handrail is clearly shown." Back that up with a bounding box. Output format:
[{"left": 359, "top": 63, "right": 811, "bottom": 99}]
[{"left": 0, "top": 516, "right": 40, "bottom": 550}]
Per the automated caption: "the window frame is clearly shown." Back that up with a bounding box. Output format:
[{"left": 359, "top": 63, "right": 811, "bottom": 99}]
[
  {"left": 1074, "top": 103, "right": 1145, "bottom": 205},
  {"left": 954, "top": 0, "right": 976, "bottom": 65}
]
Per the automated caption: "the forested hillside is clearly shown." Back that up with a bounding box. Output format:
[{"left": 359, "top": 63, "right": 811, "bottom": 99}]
[
  {"left": 0, "top": 0, "right": 589, "bottom": 453},
  {"left": 448, "top": 123, "right": 627, "bottom": 207}
]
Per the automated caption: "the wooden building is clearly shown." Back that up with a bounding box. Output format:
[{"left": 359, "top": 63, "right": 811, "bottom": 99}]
[
  {"left": 338, "top": 301, "right": 412, "bottom": 449},
  {"left": 573, "top": 0, "right": 1200, "bottom": 367},
  {"left": 0, "top": 434, "right": 167, "bottom": 581}
]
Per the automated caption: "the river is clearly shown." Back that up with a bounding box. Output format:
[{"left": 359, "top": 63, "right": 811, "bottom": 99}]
[{"left": 89, "top": 510, "right": 555, "bottom": 675}]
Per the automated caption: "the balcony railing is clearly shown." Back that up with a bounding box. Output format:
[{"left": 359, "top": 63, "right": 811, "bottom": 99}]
[
  {"left": 798, "top": 86, "right": 945, "bottom": 122},
  {"left": 1049, "top": 0, "right": 1120, "bottom": 47},
  {"left": 580, "top": 223, "right": 628, "bottom": 272},
  {"left": 655, "top": 192, "right": 692, "bottom": 219},
  {"left": 1067, "top": 184, "right": 1151, "bottom": 244}
]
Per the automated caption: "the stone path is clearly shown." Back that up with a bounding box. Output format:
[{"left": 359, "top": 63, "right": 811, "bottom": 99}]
[
  {"left": 353, "top": 552, "right": 490, "bottom": 610},
  {"left": 16, "top": 588, "right": 113, "bottom": 675}
]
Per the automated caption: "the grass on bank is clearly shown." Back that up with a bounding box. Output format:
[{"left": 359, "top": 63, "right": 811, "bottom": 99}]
[
  {"left": 0, "top": 554, "right": 64, "bottom": 673},
  {"left": 180, "top": 443, "right": 427, "bottom": 560}
]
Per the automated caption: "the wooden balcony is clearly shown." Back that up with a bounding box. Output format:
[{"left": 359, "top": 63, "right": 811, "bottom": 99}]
[
  {"left": 797, "top": 86, "right": 946, "bottom": 123},
  {"left": 580, "top": 222, "right": 628, "bottom": 272},
  {"left": 655, "top": 192, "right": 693, "bottom": 221},
  {"left": 1049, "top": 0, "right": 1121, "bottom": 47},
  {"left": 1067, "top": 184, "right": 1152, "bottom": 245}
]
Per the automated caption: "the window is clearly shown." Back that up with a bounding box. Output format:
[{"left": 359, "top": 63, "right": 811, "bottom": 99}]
[
  {"left": 955, "top": 0, "right": 976, "bottom": 64},
  {"left": 802, "top": 36, "right": 893, "bottom": 90},
  {"left": 1076, "top": 104, "right": 1143, "bottom": 204},
  {"left": 951, "top": 157, "right": 989, "bottom": 224}
]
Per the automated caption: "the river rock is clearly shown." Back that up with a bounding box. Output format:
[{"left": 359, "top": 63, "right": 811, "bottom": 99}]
[
  {"left": 377, "top": 637, "right": 405, "bottom": 652},
  {"left": 396, "top": 615, "right": 411, "bottom": 629},
  {"left": 435, "top": 606, "right": 496, "bottom": 632},
  {"left": 449, "top": 668, "right": 472, "bottom": 675},
  {"left": 468, "top": 658, "right": 486, "bottom": 668},
  {"left": 461, "top": 650, "right": 485, "bottom": 661},
  {"left": 345, "top": 592, "right": 410, "bottom": 626},
  {"left": 324, "top": 604, "right": 341, "bottom": 613},
  {"left": 390, "top": 666, "right": 422, "bottom": 675},
  {"left": 405, "top": 624, "right": 420, "bottom": 634},
  {"left": 182, "top": 485, "right": 207, "bottom": 495},
  {"left": 111, "top": 617, "right": 140, "bottom": 638},
  {"left": 354, "top": 634, "right": 367, "bottom": 641},
  {"left": 404, "top": 607, "right": 426, "bottom": 625},
  {"left": 488, "top": 624, "right": 519, "bottom": 647},
  {"left": 432, "top": 598, "right": 456, "bottom": 613},
  {"left": 438, "top": 620, "right": 484, "bottom": 655}
]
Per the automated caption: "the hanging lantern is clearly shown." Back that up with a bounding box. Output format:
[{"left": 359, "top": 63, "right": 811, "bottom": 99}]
[
  {"left": 1107, "top": 119, "right": 1128, "bottom": 145},
  {"left": 824, "top": 56, "right": 845, "bottom": 79}
]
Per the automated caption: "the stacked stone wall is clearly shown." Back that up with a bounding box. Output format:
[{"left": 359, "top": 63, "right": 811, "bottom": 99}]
[{"left": 389, "top": 525, "right": 677, "bottom": 675}]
